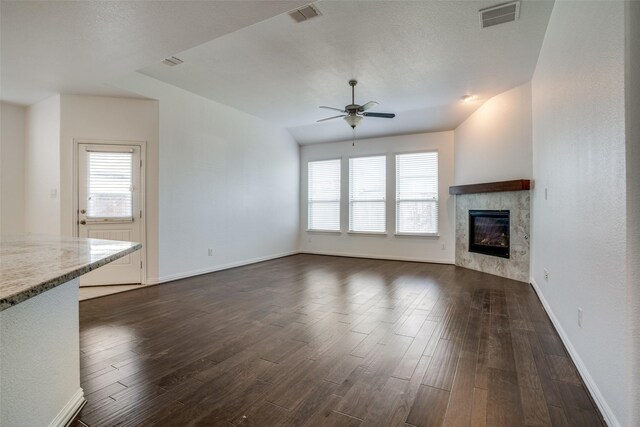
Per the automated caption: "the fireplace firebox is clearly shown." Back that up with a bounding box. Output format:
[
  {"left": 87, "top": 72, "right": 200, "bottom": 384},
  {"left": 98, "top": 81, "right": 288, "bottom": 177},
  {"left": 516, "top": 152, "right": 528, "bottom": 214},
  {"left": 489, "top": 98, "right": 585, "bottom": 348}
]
[{"left": 469, "top": 210, "right": 510, "bottom": 258}]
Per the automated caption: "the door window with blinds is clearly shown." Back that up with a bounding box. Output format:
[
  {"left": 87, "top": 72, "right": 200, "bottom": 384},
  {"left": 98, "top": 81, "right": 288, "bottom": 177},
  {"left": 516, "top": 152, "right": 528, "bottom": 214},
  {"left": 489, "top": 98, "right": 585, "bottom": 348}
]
[
  {"left": 395, "top": 151, "right": 438, "bottom": 234},
  {"left": 307, "top": 159, "right": 341, "bottom": 231},
  {"left": 349, "top": 156, "right": 386, "bottom": 233},
  {"left": 86, "top": 149, "right": 134, "bottom": 219}
]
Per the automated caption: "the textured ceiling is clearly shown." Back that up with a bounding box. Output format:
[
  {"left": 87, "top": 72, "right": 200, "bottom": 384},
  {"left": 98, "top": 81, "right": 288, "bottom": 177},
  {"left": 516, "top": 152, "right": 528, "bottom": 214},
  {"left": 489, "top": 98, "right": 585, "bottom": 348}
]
[
  {"left": 0, "top": 0, "right": 308, "bottom": 105},
  {"left": 139, "top": 0, "right": 554, "bottom": 144},
  {"left": 1, "top": 0, "right": 554, "bottom": 145}
]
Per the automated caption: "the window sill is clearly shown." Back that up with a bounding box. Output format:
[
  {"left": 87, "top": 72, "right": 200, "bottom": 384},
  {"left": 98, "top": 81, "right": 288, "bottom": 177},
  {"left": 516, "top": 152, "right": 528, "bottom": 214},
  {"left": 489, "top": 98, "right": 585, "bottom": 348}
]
[
  {"left": 394, "top": 233, "right": 440, "bottom": 238},
  {"left": 347, "top": 231, "right": 388, "bottom": 236},
  {"left": 306, "top": 229, "right": 342, "bottom": 234}
]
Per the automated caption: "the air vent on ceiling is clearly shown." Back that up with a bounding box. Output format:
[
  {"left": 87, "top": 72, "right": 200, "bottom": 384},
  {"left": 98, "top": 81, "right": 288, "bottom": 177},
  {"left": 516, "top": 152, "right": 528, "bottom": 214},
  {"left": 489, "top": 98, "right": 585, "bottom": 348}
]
[
  {"left": 161, "top": 56, "right": 183, "bottom": 66},
  {"left": 479, "top": 1, "right": 520, "bottom": 29},
  {"left": 289, "top": 4, "right": 321, "bottom": 23}
]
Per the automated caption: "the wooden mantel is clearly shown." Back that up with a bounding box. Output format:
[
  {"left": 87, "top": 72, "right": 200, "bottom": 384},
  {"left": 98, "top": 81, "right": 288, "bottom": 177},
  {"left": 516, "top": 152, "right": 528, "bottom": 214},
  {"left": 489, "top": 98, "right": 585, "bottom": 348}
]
[{"left": 449, "top": 179, "right": 531, "bottom": 195}]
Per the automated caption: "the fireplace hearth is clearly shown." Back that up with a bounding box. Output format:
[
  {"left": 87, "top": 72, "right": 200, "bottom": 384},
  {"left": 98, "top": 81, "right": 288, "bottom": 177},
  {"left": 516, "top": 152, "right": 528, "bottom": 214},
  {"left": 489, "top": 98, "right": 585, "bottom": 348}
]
[{"left": 469, "top": 210, "right": 510, "bottom": 258}]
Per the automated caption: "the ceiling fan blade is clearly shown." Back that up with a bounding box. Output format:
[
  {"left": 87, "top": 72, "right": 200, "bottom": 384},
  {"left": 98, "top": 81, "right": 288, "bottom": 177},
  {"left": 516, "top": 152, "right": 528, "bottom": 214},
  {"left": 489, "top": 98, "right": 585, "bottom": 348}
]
[
  {"left": 317, "top": 114, "right": 346, "bottom": 122},
  {"left": 319, "top": 106, "right": 346, "bottom": 113},
  {"left": 362, "top": 112, "right": 395, "bottom": 118},
  {"left": 359, "top": 101, "right": 379, "bottom": 112}
]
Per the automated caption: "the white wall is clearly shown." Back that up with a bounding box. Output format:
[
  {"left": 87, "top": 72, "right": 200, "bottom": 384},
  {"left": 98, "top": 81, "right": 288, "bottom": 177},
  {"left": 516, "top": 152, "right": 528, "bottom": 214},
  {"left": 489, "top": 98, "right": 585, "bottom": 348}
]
[
  {"left": 0, "top": 278, "right": 82, "bottom": 426},
  {"left": 300, "top": 132, "right": 455, "bottom": 263},
  {"left": 531, "top": 2, "right": 628, "bottom": 425},
  {"left": 24, "top": 95, "right": 61, "bottom": 235},
  {"left": 113, "top": 73, "right": 300, "bottom": 283},
  {"left": 454, "top": 82, "right": 532, "bottom": 185},
  {"left": 625, "top": 0, "right": 640, "bottom": 421},
  {"left": 0, "top": 102, "right": 26, "bottom": 234},
  {"left": 59, "top": 95, "right": 160, "bottom": 282}
]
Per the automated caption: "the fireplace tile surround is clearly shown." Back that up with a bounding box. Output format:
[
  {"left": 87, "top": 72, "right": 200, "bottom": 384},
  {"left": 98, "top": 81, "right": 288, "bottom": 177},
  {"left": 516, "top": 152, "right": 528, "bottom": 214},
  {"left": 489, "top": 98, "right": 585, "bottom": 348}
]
[{"left": 455, "top": 190, "right": 530, "bottom": 282}]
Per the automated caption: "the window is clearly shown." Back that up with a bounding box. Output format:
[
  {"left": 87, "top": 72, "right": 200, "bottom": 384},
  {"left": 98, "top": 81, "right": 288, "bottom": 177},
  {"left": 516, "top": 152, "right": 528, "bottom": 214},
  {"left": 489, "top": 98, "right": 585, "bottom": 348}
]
[
  {"left": 87, "top": 151, "right": 134, "bottom": 219},
  {"left": 396, "top": 152, "right": 438, "bottom": 234},
  {"left": 307, "top": 159, "right": 341, "bottom": 231},
  {"left": 349, "top": 156, "right": 386, "bottom": 233}
]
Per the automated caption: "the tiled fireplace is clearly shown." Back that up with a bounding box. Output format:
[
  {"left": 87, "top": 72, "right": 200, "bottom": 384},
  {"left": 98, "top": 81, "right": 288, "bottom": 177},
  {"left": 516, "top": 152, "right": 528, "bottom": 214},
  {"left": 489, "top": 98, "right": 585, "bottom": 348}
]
[{"left": 451, "top": 180, "right": 530, "bottom": 282}]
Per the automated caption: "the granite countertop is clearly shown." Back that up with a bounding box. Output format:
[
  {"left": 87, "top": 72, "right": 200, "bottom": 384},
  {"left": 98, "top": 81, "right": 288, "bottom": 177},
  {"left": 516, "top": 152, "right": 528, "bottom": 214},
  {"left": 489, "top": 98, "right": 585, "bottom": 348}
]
[{"left": 0, "top": 235, "right": 142, "bottom": 311}]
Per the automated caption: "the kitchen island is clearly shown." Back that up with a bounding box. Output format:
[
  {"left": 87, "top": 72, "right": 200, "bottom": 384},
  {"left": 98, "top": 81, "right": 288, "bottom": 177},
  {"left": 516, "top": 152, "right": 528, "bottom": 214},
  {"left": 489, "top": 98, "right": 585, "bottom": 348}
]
[{"left": 0, "top": 235, "right": 141, "bottom": 426}]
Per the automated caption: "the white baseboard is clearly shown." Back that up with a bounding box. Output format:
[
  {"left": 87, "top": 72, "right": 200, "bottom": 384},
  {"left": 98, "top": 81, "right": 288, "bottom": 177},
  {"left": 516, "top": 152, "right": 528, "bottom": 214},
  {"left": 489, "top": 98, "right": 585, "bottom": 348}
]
[
  {"left": 529, "top": 278, "right": 619, "bottom": 427},
  {"left": 300, "top": 249, "right": 455, "bottom": 265},
  {"left": 49, "top": 388, "right": 85, "bottom": 427},
  {"left": 147, "top": 250, "right": 299, "bottom": 285},
  {"left": 146, "top": 250, "right": 454, "bottom": 285}
]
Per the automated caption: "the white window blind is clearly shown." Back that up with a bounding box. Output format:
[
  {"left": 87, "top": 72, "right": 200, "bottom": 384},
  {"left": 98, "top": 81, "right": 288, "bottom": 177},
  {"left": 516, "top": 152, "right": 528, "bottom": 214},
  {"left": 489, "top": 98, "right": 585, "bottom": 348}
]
[
  {"left": 308, "top": 159, "right": 341, "bottom": 231},
  {"left": 396, "top": 152, "right": 438, "bottom": 234},
  {"left": 87, "top": 151, "right": 133, "bottom": 218},
  {"left": 349, "top": 156, "right": 386, "bottom": 233}
]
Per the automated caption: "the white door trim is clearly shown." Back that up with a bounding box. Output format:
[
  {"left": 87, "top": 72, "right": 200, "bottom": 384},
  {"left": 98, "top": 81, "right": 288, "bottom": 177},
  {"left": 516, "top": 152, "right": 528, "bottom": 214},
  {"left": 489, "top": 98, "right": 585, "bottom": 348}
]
[{"left": 73, "top": 139, "right": 147, "bottom": 285}]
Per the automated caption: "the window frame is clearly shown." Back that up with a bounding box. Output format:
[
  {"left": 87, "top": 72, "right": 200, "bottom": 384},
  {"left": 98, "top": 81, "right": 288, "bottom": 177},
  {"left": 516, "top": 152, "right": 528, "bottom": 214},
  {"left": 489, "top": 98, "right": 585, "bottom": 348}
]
[
  {"left": 348, "top": 154, "right": 387, "bottom": 234},
  {"left": 307, "top": 157, "right": 342, "bottom": 233},
  {"left": 394, "top": 149, "right": 439, "bottom": 237},
  {"left": 85, "top": 149, "right": 135, "bottom": 221}
]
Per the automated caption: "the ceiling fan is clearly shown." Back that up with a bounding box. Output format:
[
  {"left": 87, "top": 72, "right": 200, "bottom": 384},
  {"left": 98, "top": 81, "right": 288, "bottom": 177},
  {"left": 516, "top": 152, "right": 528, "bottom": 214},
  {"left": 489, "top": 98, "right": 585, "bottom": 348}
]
[{"left": 318, "top": 80, "right": 396, "bottom": 129}]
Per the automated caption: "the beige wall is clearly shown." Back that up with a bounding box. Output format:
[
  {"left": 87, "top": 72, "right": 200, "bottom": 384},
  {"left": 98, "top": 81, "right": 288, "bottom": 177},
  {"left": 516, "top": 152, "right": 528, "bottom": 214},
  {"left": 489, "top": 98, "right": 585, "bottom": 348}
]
[
  {"left": 626, "top": 0, "right": 640, "bottom": 421},
  {"left": 59, "top": 95, "right": 160, "bottom": 282},
  {"left": 300, "top": 131, "right": 455, "bottom": 263},
  {"left": 112, "top": 73, "right": 300, "bottom": 283},
  {"left": 18, "top": 94, "right": 160, "bottom": 282},
  {"left": 531, "top": 1, "right": 627, "bottom": 425},
  {"left": 24, "top": 95, "right": 61, "bottom": 235},
  {"left": 454, "top": 82, "right": 532, "bottom": 185},
  {"left": 0, "top": 102, "right": 26, "bottom": 234}
]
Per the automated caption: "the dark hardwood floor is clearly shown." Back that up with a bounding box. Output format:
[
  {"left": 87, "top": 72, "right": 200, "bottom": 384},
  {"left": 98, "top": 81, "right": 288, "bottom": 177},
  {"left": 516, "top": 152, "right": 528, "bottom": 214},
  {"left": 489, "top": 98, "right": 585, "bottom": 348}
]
[{"left": 75, "top": 254, "right": 604, "bottom": 426}]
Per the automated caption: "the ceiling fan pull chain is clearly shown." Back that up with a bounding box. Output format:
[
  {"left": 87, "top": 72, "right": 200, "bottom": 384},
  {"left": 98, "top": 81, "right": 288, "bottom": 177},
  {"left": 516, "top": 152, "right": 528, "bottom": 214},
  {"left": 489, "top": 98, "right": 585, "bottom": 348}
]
[{"left": 352, "top": 128, "right": 356, "bottom": 147}]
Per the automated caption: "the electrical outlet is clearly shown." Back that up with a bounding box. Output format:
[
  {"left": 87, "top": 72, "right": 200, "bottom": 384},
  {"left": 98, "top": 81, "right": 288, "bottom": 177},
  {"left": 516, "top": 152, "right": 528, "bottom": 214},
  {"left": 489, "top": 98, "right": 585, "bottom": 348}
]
[
  {"left": 543, "top": 269, "right": 549, "bottom": 281},
  {"left": 50, "top": 188, "right": 57, "bottom": 198},
  {"left": 441, "top": 243, "right": 446, "bottom": 250},
  {"left": 208, "top": 248, "right": 213, "bottom": 256},
  {"left": 578, "top": 308, "right": 583, "bottom": 328}
]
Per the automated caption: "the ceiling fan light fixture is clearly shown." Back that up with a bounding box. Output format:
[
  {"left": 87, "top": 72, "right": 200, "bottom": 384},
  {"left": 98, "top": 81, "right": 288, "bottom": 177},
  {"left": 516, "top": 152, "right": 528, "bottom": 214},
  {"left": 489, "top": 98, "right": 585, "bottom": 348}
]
[{"left": 344, "top": 115, "right": 362, "bottom": 128}]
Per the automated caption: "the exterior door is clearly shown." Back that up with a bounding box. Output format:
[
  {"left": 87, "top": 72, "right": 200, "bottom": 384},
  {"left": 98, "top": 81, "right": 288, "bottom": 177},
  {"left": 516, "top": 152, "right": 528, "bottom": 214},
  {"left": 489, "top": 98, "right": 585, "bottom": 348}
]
[{"left": 78, "top": 143, "right": 142, "bottom": 286}]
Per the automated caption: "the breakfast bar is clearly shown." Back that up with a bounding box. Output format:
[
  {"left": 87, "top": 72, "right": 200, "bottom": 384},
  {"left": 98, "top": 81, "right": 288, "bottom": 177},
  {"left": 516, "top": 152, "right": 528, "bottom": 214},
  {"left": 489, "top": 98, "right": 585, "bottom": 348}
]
[{"left": 0, "top": 235, "right": 141, "bottom": 426}]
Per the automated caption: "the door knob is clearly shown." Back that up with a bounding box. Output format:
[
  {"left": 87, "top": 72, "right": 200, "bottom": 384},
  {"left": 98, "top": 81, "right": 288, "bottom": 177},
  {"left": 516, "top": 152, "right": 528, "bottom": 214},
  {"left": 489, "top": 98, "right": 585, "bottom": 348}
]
[
  {"left": 80, "top": 220, "right": 86, "bottom": 225},
  {"left": 80, "top": 209, "right": 86, "bottom": 214}
]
